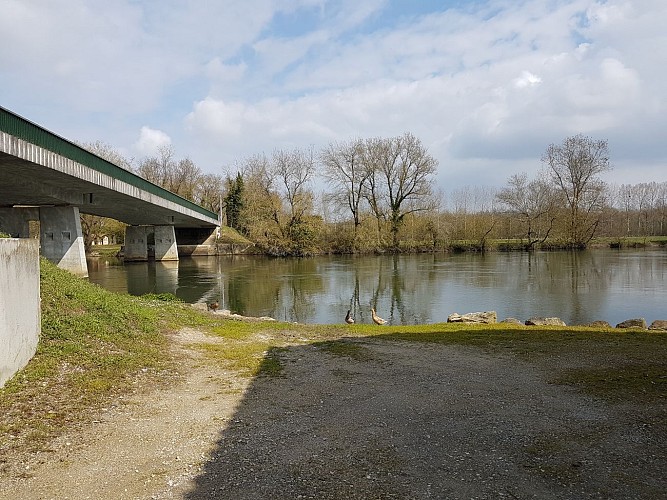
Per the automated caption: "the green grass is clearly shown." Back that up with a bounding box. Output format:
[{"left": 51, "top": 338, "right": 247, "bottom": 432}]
[
  {"left": 257, "top": 347, "right": 289, "bottom": 378},
  {"left": 89, "top": 244, "right": 122, "bottom": 257},
  {"left": 197, "top": 341, "right": 273, "bottom": 376},
  {"left": 218, "top": 226, "right": 253, "bottom": 245}
]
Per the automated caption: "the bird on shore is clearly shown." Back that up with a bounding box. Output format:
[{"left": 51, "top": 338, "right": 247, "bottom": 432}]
[
  {"left": 371, "top": 308, "right": 387, "bottom": 325},
  {"left": 208, "top": 301, "right": 219, "bottom": 312},
  {"left": 345, "top": 309, "right": 355, "bottom": 324}
]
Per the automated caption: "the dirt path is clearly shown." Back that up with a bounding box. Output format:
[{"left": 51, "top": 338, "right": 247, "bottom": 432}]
[
  {"left": 0, "top": 329, "right": 249, "bottom": 500},
  {"left": 1, "top": 330, "right": 664, "bottom": 499}
]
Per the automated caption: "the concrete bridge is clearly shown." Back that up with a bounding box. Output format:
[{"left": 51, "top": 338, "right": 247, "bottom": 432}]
[{"left": 0, "top": 106, "right": 220, "bottom": 276}]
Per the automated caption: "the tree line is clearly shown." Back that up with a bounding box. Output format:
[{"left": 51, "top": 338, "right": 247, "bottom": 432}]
[{"left": 81, "top": 134, "right": 667, "bottom": 255}]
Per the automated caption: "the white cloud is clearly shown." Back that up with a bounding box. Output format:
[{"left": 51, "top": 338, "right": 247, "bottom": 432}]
[
  {"left": 514, "top": 71, "right": 542, "bottom": 88},
  {"left": 135, "top": 127, "right": 172, "bottom": 156},
  {"left": 2, "top": 0, "right": 666, "bottom": 190}
]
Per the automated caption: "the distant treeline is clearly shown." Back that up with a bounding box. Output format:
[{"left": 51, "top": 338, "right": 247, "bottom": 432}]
[{"left": 81, "top": 134, "right": 667, "bottom": 255}]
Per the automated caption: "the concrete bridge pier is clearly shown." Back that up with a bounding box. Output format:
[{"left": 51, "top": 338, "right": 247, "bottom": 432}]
[
  {"left": 124, "top": 225, "right": 179, "bottom": 262},
  {"left": 39, "top": 207, "right": 88, "bottom": 277},
  {"left": 154, "top": 225, "right": 179, "bottom": 261},
  {"left": 0, "top": 206, "right": 88, "bottom": 277}
]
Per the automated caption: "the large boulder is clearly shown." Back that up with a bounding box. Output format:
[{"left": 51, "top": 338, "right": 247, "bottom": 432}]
[
  {"left": 525, "top": 317, "right": 566, "bottom": 326},
  {"left": 500, "top": 317, "right": 523, "bottom": 325},
  {"left": 648, "top": 320, "right": 667, "bottom": 331},
  {"left": 447, "top": 311, "right": 497, "bottom": 324},
  {"left": 586, "top": 320, "right": 612, "bottom": 328},
  {"left": 615, "top": 318, "right": 647, "bottom": 329}
]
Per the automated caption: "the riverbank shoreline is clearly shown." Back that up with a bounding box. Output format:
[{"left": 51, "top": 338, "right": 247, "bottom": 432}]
[{"left": 89, "top": 236, "right": 667, "bottom": 260}]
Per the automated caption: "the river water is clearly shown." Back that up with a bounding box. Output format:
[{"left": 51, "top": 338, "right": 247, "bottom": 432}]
[{"left": 87, "top": 249, "right": 667, "bottom": 326}]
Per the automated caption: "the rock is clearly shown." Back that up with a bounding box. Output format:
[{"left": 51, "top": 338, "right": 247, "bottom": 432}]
[
  {"left": 219, "top": 310, "right": 276, "bottom": 322},
  {"left": 587, "top": 320, "right": 612, "bottom": 328},
  {"left": 190, "top": 304, "right": 275, "bottom": 321},
  {"left": 615, "top": 318, "right": 647, "bottom": 329},
  {"left": 447, "top": 311, "right": 497, "bottom": 324},
  {"left": 525, "top": 317, "right": 566, "bottom": 326},
  {"left": 648, "top": 319, "right": 667, "bottom": 331},
  {"left": 500, "top": 318, "right": 523, "bottom": 325}
]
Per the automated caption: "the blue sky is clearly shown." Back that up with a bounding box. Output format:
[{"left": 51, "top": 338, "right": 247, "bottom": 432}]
[{"left": 1, "top": 0, "right": 666, "bottom": 193}]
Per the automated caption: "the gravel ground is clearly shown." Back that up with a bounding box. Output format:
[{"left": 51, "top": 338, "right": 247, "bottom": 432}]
[{"left": 1, "top": 329, "right": 665, "bottom": 500}]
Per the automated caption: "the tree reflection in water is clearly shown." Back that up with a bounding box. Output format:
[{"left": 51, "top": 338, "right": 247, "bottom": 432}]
[{"left": 87, "top": 249, "right": 667, "bottom": 326}]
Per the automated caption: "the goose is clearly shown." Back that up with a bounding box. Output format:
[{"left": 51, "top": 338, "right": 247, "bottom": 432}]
[
  {"left": 371, "top": 308, "right": 387, "bottom": 325},
  {"left": 345, "top": 309, "right": 355, "bottom": 324}
]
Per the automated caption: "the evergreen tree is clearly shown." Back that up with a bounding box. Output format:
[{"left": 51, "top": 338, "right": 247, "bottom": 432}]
[{"left": 225, "top": 172, "right": 246, "bottom": 234}]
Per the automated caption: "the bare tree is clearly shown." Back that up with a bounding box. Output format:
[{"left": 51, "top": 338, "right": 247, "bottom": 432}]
[
  {"left": 272, "top": 147, "right": 315, "bottom": 232},
  {"left": 542, "top": 134, "right": 612, "bottom": 247},
  {"left": 81, "top": 140, "right": 134, "bottom": 171},
  {"left": 236, "top": 150, "right": 317, "bottom": 254},
  {"left": 320, "top": 138, "right": 369, "bottom": 236},
  {"left": 450, "top": 187, "right": 471, "bottom": 240},
  {"left": 364, "top": 133, "right": 438, "bottom": 249},
  {"left": 136, "top": 147, "right": 214, "bottom": 207},
  {"left": 496, "top": 172, "right": 557, "bottom": 249},
  {"left": 657, "top": 182, "right": 667, "bottom": 235},
  {"left": 616, "top": 183, "right": 636, "bottom": 236},
  {"left": 195, "top": 173, "right": 224, "bottom": 215},
  {"left": 137, "top": 145, "right": 177, "bottom": 188},
  {"left": 238, "top": 154, "right": 279, "bottom": 240},
  {"left": 361, "top": 137, "right": 390, "bottom": 244},
  {"left": 79, "top": 141, "right": 132, "bottom": 251},
  {"left": 169, "top": 158, "right": 202, "bottom": 200},
  {"left": 634, "top": 182, "right": 659, "bottom": 237}
]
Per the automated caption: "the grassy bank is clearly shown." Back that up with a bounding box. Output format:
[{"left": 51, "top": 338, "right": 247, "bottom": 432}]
[
  {"left": 0, "top": 259, "right": 215, "bottom": 466},
  {"left": 1, "top": 261, "right": 665, "bottom": 472}
]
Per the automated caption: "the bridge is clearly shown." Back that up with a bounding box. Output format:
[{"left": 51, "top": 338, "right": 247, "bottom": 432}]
[{"left": 0, "top": 106, "right": 220, "bottom": 276}]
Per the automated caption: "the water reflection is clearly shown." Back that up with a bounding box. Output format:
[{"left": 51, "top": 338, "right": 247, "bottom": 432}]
[{"left": 87, "top": 249, "right": 667, "bottom": 326}]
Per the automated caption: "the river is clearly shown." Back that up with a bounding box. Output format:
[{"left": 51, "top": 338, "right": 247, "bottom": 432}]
[{"left": 87, "top": 249, "right": 667, "bottom": 326}]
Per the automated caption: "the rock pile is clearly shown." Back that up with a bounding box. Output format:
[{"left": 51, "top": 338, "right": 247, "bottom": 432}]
[{"left": 446, "top": 311, "right": 667, "bottom": 330}]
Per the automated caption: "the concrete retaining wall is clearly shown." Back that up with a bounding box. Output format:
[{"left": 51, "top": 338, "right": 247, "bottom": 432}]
[{"left": 0, "top": 238, "right": 41, "bottom": 387}]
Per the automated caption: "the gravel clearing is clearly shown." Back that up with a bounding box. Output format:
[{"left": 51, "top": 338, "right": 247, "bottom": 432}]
[{"left": 1, "top": 329, "right": 664, "bottom": 499}]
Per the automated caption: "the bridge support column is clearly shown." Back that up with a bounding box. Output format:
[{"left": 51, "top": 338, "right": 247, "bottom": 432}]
[
  {"left": 124, "top": 225, "right": 179, "bottom": 261},
  {"left": 154, "top": 226, "right": 179, "bottom": 261},
  {"left": 124, "top": 226, "right": 148, "bottom": 261},
  {"left": 39, "top": 206, "right": 88, "bottom": 277}
]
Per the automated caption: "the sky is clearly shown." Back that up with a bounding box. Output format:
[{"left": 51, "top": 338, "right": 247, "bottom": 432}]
[{"left": 1, "top": 0, "right": 666, "bottom": 194}]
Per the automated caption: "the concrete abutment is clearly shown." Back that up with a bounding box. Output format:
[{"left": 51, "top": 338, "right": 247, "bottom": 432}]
[{"left": 0, "top": 238, "right": 40, "bottom": 387}]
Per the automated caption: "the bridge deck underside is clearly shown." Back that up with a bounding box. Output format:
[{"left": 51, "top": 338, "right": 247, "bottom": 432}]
[{"left": 0, "top": 152, "right": 217, "bottom": 228}]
